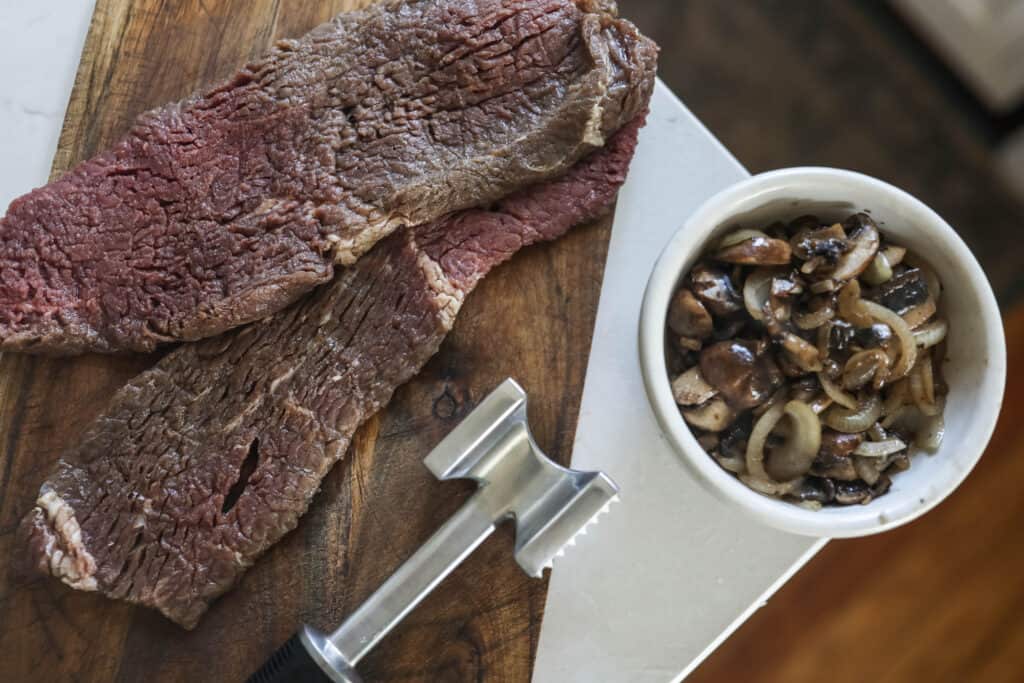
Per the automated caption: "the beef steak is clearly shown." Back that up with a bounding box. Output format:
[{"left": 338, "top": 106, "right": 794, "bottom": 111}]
[
  {"left": 19, "top": 115, "right": 646, "bottom": 628},
  {"left": 0, "top": 0, "right": 655, "bottom": 354}
]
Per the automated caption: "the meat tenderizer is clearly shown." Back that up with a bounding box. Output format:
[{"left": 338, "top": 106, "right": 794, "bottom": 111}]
[{"left": 247, "top": 378, "right": 619, "bottom": 682}]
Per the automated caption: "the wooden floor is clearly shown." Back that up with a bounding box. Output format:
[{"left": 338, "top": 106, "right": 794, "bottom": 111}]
[
  {"left": 622, "top": 2, "right": 1024, "bottom": 680},
  {"left": 627, "top": 0, "right": 1024, "bottom": 304}
]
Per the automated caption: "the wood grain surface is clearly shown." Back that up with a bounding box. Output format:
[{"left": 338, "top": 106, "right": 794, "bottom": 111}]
[{"left": 0, "top": 1, "right": 611, "bottom": 680}]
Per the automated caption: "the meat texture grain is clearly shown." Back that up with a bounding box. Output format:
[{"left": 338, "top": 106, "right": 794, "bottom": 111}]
[
  {"left": 19, "top": 116, "right": 646, "bottom": 628},
  {"left": 0, "top": 0, "right": 656, "bottom": 353}
]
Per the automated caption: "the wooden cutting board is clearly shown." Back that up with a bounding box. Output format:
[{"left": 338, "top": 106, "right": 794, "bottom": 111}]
[{"left": 0, "top": 1, "right": 612, "bottom": 680}]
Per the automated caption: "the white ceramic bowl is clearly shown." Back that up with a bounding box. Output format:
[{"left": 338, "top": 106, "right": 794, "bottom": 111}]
[{"left": 639, "top": 167, "right": 1006, "bottom": 538}]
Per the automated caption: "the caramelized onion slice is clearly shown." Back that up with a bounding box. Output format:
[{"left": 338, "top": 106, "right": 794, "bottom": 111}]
[
  {"left": 838, "top": 280, "right": 874, "bottom": 327},
  {"left": 818, "top": 371, "right": 858, "bottom": 410},
  {"left": 765, "top": 401, "right": 823, "bottom": 481},
  {"left": 823, "top": 394, "right": 883, "bottom": 433},
  {"left": 860, "top": 300, "right": 917, "bottom": 379},
  {"left": 739, "top": 474, "right": 801, "bottom": 497},
  {"left": 743, "top": 268, "right": 777, "bottom": 321},
  {"left": 842, "top": 349, "right": 890, "bottom": 391},
  {"left": 745, "top": 399, "right": 786, "bottom": 481},
  {"left": 854, "top": 438, "right": 907, "bottom": 457},
  {"left": 910, "top": 352, "right": 942, "bottom": 416},
  {"left": 913, "top": 319, "right": 948, "bottom": 349},
  {"left": 917, "top": 412, "right": 945, "bottom": 452},
  {"left": 861, "top": 251, "right": 893, "bottom": 286},
  {"left": 794, "top": 301, "right": 835, "bottom": 330}
]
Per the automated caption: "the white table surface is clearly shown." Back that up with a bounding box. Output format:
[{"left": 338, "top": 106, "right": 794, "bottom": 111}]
[
  {"left": 0, "top": 0, "right": 94, "bottom": 210},
  {"left": 0, "top": 4, "right": 826, "bottom": 681}
]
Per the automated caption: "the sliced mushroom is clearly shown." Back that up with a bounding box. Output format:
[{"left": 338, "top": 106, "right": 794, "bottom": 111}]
[
  {"left": 719, "top": 415, "right": 753, "bottom": 460},
  {"left": 870, "top": 268, "right": 930, "bottom": 316},
  {"left": 884, "top": 452, "right": 911, "bottom": 473},
  {"left": 811, "top": 455, "right": 858, "bottom": 481},
  {"left": 690, "top": 263, "right": 743, "bottom": 317},
  {"left": 853, "top": 455, "right": 882, "bottom": 486},
  {"left": 834, "top": 480, "right": 872, "bottom": 505},
  {"left": 800, "top": 257, "right": 825, "bottom": 275},
  {"left": 791, "top": 223, "right": 848, "bottom": 263},
  {"left": 697, "top": 433, "right": 721, "bottom": 452},
  {"left": 831, "top": 213, "right": 880, "bottom": 281},
  {"left": 766, "top": 274, "right": 802, "bottom": 322},
  {"left": 672, "top": 366, "right": 718, "bottom": 406},
  {"left": 854, "top": 323, "right": 893, "bottom": 348},
  {"left": 681, "top": 397, "right": 735, "bottom": 432},
  {"left": 676, "top": 336, "right": 704, "bottom": 352},
  {"left": 810, "top": 430, "right": 863, "bottom": 481},
  {"left": 768, "top": 298, "right": 792, "bottom": 324},
  {"left": 666, "top": 345, "right": 688, "bottom": 375},
  {"left": 787, "top": 476, "right": 836, "bottom": 505},
  {"left": 771, "top": 274, "right": 803, "bottom": 298},
  {"left": 711, "top": 316, "right": 748, "bottom": 341},
  {"left": 778, "top": 332, "right": 823, "bottom": 373},
  {"left": 699, "top": 340, "right": 784, "bottom": 410},
  {"left": 871, "top": 474, "right": 893, "bottom": 498},
  {"left": 826, "top": 319, "right": 856, "bottom": 352},
  {"left": 667, "top": 288, "right": 714, "bottom": 339},
  {"left": 821, "top": 428, "right": 864, "bottom": 455},
  {"left": 714, "top": 234, "right": 792, "bottom": 266}
]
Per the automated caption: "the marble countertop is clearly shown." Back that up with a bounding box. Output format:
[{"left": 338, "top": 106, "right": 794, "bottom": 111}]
[{"left": 0, "top": 0, "right": 94, "bottom": 211}]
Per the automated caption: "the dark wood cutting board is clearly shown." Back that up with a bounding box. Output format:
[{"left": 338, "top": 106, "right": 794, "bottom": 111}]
[{"left": 0, "top": 1, "right": 613, "bottom": 680}]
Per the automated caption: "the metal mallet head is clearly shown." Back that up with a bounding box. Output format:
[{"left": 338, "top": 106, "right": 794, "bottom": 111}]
[
  {"left": 248, "top": 379, "right": 619, "bottom": 683},
  {"left": 425, "top": 378, "right": 619, "bottom": 576}
]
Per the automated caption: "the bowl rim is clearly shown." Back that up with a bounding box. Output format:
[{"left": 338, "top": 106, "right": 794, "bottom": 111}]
[{"left": 638, "top": 166, "right": 1007, "bottom": 538}]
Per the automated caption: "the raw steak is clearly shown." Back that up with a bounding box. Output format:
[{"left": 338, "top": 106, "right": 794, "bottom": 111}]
[
  {"left": 19, "top": 114, "right": 646, "bottom": 628},
  {"left": 0, "top": 0, "right": 655, "bottom": 354}
]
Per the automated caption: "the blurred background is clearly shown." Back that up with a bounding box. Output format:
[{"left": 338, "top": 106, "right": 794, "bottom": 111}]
[{"left": 623, "top": 1, "right": 1024, "bottom": 681}]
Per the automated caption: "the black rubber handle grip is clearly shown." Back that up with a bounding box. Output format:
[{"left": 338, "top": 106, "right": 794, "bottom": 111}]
[{"left": 247, "top": 632, "right": 332, "bottom": 683}]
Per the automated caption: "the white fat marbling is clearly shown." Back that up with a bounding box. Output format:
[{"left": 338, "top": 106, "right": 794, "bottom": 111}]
[{"left": 0, "top": 0, "right": 94, "bottom": 211}]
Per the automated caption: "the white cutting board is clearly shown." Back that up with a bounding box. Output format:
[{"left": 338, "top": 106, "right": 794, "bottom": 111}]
[{"left": 533, "top": 81, "right": 827, "bottom": 683}]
